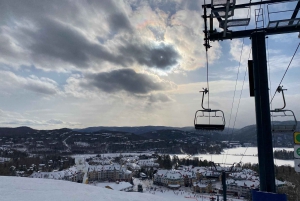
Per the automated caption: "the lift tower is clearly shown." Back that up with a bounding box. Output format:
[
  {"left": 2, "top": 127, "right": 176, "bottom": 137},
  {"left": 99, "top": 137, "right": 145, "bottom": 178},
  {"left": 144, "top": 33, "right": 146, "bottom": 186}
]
[{"left": 202, "top": 0, "right": 300, "bottom": 193}]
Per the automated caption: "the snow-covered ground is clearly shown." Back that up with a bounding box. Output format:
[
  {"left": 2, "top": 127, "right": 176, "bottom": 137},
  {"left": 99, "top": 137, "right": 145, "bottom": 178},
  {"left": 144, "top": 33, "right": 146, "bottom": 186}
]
[
  {"left": 0, "top": 176, "right": 247, "bottom": 201},
  {"left": 91, "top": 181, "right": 132, "bottom": 191},
  {"left": 0, "top": 176, "right": 186, "bottom": 201},
  {"left": 172, "top": 147, "right": 294, "bottom": 167},
  {"left": 133, "top": 178, "right": 246, "bottom": 201},
  {"left": 71, "top": 147, "right": 294, "bottom": 167}
]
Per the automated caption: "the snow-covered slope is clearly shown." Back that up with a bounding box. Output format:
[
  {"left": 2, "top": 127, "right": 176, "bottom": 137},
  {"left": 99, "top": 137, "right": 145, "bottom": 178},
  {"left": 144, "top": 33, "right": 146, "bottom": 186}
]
[{"left": 0, "top": 176, "right": 183, "bottom": 201}]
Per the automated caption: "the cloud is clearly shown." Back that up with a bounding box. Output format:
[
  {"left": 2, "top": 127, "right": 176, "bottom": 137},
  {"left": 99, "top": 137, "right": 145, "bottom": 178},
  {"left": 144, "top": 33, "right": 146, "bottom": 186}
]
[
  {"left": 148, "top": 93, "right": 172, "bottom": 103},
  {"left": 119, "top": 42, "right": 180, "bottom": 70},
  {"left": 0, "top": 0, "right": 220, "bottom": 73},
  {"left": 0, "top": 119, "right": 81, "bottom": 126},
  {"left": 80, "top": 68, "right": 176, "bottom": 94},
  {"left": 229, "top": 39, "right": 252, "bottom": 65},
  {"left": 46, "top": 119, "right": 64, "bottom": 125},
  {"left": 0, "top": 71, "right": 60, "bottom": 95},
  {"left": 170, "top": 80, "right": 248, "bottom": 95},
  {"left": 108, "top": 13, "right": 133, "bottom": 32}
]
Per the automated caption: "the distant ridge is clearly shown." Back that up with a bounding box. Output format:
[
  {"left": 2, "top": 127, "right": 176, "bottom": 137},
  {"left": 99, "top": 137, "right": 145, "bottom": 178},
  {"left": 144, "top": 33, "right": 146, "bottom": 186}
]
[
  {"left": 0, "top": 120, "right": 298, "bottom": 138},
  {"left": 0, "top": 126, "right": 36, "bottom": 135},
  {"left": 73, "top": 126, "right": 195, "bottom": 134}
]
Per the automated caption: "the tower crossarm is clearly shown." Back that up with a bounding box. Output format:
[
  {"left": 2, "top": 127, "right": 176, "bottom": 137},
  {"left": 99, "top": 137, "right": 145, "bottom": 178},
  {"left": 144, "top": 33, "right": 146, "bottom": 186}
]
[{"left": 209, "top": 26, "right": 300, "bottom": 41}]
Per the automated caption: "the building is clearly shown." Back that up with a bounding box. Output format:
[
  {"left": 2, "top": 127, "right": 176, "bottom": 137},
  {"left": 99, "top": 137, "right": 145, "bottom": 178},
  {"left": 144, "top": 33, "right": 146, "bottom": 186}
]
[
  {"left": 87, "top": 164, "right": 132, "bottom": 182},
  {"left": 29, "top": 166, "right": 84, "bottom": 183},
  {"left": 153, "top": 169, "right": 184, "bottom": 189},
  {"left": 193, "top": 180, "right": 213, "bottom": 193},
  {"left": 137, "top": 159, "right": 159, "bottom": 168}
]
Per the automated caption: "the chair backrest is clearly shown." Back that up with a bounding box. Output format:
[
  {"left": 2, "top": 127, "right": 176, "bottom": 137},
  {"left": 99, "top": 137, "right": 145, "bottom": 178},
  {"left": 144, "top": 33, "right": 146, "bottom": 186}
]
[{"left": 270, "top": 109, "right": 297, "bottom": 132}]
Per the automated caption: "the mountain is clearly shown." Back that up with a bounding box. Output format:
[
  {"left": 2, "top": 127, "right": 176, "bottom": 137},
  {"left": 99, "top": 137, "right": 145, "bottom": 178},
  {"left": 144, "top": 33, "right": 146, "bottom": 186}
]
[
  {"left": 74, "top": 126, "right": 185, "bottom": 134},
  {"left": 228, "top": 121, "right": 300, "bottom": 144},
  {"left": 0, "top": 126, "right": 36, "bottom": 136},
  {"left": 230, "top": 125, "right": 257, "bottom": 144},
  {"left": 141, "top": 129, "right": 187, "bottom": 140}
]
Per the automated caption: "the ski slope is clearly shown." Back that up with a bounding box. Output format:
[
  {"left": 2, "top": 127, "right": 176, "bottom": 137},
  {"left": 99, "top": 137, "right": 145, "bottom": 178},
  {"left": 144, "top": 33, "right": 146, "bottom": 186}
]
[{"left": 0, "top": 176, "right": 192, "bottom": 201}]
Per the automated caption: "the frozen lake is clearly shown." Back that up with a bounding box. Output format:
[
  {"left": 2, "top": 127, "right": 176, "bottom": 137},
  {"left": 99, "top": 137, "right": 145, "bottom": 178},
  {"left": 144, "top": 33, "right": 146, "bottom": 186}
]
[
  {"left": 173, "top": 147, "right": 294, "bottom": 167},
  {"left": 71, "top": 147, "right": 295, "bottom": 167}
]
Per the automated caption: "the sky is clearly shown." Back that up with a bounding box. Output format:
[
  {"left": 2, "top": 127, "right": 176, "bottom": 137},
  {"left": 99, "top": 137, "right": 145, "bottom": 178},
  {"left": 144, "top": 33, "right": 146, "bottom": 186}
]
[{"left": 0, "top": 0, "right": 299, "bottom": 129}]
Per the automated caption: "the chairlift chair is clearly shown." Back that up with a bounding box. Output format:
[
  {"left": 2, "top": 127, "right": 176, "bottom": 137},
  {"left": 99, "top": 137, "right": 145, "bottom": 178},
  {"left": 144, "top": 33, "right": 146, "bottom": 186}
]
[
  {"left": 270, "top": 86, "right": 297, "bottom": 132},
  {"left": 194, "top": 89, "right": 226, "bottom": 131},
  {"left": 209, "top": 161, "right": 240, "bottom": 173}
]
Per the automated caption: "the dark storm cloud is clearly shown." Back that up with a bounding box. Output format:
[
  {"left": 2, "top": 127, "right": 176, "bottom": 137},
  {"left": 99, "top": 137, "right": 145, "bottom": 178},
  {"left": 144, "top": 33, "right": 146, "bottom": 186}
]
[
  {"left": 15, "top": 15, "right": 179, "bottom": 70},
  {"left": 20, "top": 18, "right": 126, "bottom": 68},
  {"left": 82, "top": 68, "right": 170, "bottom": 94},
  {"left": 0, "top": 0, "right": 130, "bottom": 69},
  {"left": 0, "top": 0, "right": 181, "bottom": 71},
  {"left": 0, "top": 34, "right": 17, "bottom": 58},
  {"left": 107, "top": 13, "right": 133, "bottom": 32},
  {"left": 87, "top": 0, "right": 133, "bottom": 32},
  {"left": 120, "top": 43, "right": 180, "bottom": 70}
]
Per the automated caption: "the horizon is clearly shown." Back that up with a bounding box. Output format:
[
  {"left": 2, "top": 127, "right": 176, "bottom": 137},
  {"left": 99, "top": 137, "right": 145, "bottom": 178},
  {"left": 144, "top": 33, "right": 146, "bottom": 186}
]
[{"left": 0, "top": 0, "right": 299, "bottom": 130}]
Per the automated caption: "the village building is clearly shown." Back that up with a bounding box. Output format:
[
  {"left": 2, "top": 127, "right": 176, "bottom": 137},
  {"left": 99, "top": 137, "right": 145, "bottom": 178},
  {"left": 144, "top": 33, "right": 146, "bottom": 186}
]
[
  {"left": 137, "top": 159, "right": 159, "bottom": 168},
  {"left": 87, "top": 164, "right": 132, "bottom": 182},
  {"left": 193, "top": 180, "right": 213, "bottom": 193},
  {"left": 29, "top": 166, "right": 84, "bottom": 183},
  {"left": 153, "top": 169, "right": 196, "bottom": 189}
]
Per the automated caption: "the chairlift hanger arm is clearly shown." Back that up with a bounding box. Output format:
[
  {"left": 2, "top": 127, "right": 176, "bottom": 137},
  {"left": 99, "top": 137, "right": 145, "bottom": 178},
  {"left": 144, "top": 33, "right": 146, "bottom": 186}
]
[
  {"left": 275, "top": 86, "right": 287, "bottom": 110},
  {"left": 200, "top": 89, "right": 210, "bottom": 110}
]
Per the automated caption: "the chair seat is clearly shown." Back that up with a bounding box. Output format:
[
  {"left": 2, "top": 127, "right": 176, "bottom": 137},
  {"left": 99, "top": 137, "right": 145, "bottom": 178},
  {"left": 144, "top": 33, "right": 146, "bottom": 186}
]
[
  {"left": 272, "top": 124, "right": 296, "bottom": 132},
  {"left": 195, "top": 124, "right": 225, "bottom": 131}
]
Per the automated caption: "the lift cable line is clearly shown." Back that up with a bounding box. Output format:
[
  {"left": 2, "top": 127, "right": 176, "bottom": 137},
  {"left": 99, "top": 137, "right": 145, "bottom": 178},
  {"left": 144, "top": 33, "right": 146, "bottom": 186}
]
[
  {"left": 225, "top": 47, "right": 253, "bottom": 166},
  {"left": 221, "top": 39, "right": 246, "bottom": 165},
  {"left": 226, "top": 7, "right": 251, "bottom": 134},
  {"left": 202, "top": 0, "right": 300, "bottom": 194},
  {"left": 270, "top": 42, "right": 300, "bottom": 104},
  {"left": 205, "top": 50, "right": 210, "bottom": 114},
  {"left": 194, "top": 1, "right": 226, "bottom": 131},
  {"left": 194, "top": 50, "right": 226, "bottom": 131},
  {"left": 222, "top": 7, "right": 251, "bottom": 166}
]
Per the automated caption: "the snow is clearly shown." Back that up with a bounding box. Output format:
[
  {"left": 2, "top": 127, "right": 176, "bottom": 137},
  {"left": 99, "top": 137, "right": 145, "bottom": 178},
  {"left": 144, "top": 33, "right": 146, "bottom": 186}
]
[
  {"left": 164, "top": 170, "right": 183, "bottom": 180},
  {"left": 0, "top": 176, "right": 249, "bottom": 201},
  {"left": 0, "top": 157, "right": 11, "bottom": 163},
  {"left": 171, "top": 147, "right": 294, "bottom": 167},
  {"left": 0, "top": 176, "right": 185, "bottom": 201},
  {"left": 1, "top": 176, "right": 246, "bottom": 201},
  {"left": 133, "top": 178, "right": 245, "bottom": 201},
  {"left": 93, "top": 181, "right": 132, "bottom": 191},
  {"left": 168, "top": 184, "right": 180, "bottom": 188}
]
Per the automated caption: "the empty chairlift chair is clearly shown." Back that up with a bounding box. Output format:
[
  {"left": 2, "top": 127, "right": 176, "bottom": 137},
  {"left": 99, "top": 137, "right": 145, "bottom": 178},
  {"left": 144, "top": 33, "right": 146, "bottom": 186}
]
[
  {"left": 194, "top": 89, "right": 226, "bottom": 131},
  {"left": 270, "top": 86, "right": 297, "bottom": 132}
]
